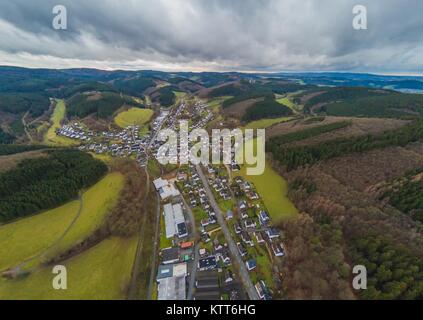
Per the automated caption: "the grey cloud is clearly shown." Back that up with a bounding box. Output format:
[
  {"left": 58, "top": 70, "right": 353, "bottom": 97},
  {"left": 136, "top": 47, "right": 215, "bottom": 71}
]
[{"left": 0, "top": 0, "right": 422, "bottom": 73}]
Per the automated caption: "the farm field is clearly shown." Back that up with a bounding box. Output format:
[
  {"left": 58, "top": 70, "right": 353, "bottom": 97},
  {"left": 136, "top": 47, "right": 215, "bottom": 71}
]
[
  {"left": 0, "top": 172, "right": 124, "bottom": 272},
  {"left": 44, "top": 99, "right": 78, "bottom": 146},
  {"left": 114, "top": 107, "right": 154, "bottom": 128},
  {"left": 0, "top": 236, "right": 137, "bottom": 300}
]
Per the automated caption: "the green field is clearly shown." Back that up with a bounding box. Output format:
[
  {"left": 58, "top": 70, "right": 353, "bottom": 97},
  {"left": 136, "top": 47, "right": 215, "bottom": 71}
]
[
  {"left": 114, "top": 107, "right": 154, "bottom": 128},
  {"left": 44, "top": 99, "right": 78, "bottom": 146},
  {"left": 0, "top": 173, "right": 124, "bottom": 271},
  {"left": 236, "top": 139, "right": 298, "bottom": 223},
  {"left": 276, "top": 92, "right": 303, "bottom": 113},
  {"left": 0, "top": 236, "right": 137, "bottom": 300},
  {"left": 244, "top": 116, "right": 293, "bottom": 129},
  {"left": 206, "top": 96, "right": 233, "bottom": 112}
]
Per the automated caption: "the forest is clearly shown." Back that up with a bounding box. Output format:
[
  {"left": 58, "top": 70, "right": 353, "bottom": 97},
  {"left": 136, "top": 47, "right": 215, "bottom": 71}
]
[
  {"left": 303, "top": 87, "right": 390, "bottom": 112},
  {"left": 67, "top": 92, "right": 143, "bottom": 119},
  {"left": 0, "top": 149, "right": 107, "bottom": 223},
  {"left": 0, "top": 93, "right": 51, "bottom": 117},
  {"left": 268, "top": 121, "right": 351, "bottom": 146},
  {"left": 155, "top": 86, "right": 176, "bottom": 107},
  {"left": 59, "top": 81, "right": 117, "bottom": 98},
  {"left": 380, "top": 168, "right": 423, "bottom": 223},
  {"left": 0, "top": 129, "right": 15, "bottom": 144},
  {"left": 349, "top": 234, "right": 423, "bottom": 299},
  {"left": 242, "top": 97, "right": 292, "bottom": 122},
  {"left": 112, "top": 77, "right": 155, "bottom": 97},
  {"left": 267, "top": 120, "right": 423, "bottom": 170},
  {"left": 325, "top": 93, "right": 423, "bottom": 117}
]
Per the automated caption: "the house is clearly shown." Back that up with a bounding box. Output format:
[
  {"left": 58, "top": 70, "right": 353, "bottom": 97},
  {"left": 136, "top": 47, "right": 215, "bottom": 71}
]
[
  {"left": 224, "top": 269, "right": 234, "bottom": 283},
  {"left": 213, "top": 239, "right": 223, "bottom": 252},
  {"left": 177, "top": 172, "right": 187, "bottom": 181},
  {"left": 237, "top": 242, "right": 247, "bottom": 257},
  {"left": 271, "top": 242, "right": 285, "bottom": 257},
  {"left": 255, "top": 280, "right": 271, "bottom": 300},
  {"left": 198, "top": 256, "right": 217, "bottom": 271},
  {"left": 220, "top": 250, "right": 231, "bottom": 265},
  {"left": 161, "top": 247, "right": 180, "bottom": 264},
  {"left": 233, "top": 221, "right": 242, "bottom": 234},
  {"left": 241, "top": 231, "right": 254, "bottom": 247},
  {"left": 244, "top": 218, "right": 256, "bottom": 229},
  {"left": 254, "top": 232, "right": 265, "bottom": 244},
  {"left": 201, "top": 233, "right": 211, "bottom": 243},
  {"left": 201, "top": 219, "right": 210, "bottom": 228},
  {"left": 199, "top": 248, "right": 207, "bottom": 258},
  {"left": 266, "top": 227, "right": 280, "bottom": 239},
  {"left": 246, "top": 259, "right": 257, "bottom": 271},
  {"left": 258, "top": 211, "right": 271, "bottom": 226},
  {"left": 226, "top": 210, "right": 234, "bottom": 220},
  {"left": 238, "top": 200, "right": 247, "bottom": 210}
]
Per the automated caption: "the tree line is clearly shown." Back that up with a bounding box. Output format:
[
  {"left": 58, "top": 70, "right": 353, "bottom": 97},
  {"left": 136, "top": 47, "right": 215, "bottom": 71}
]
[
  {"left": 268, "top": 121, "right": 351, "bottom": 147},
  {"left": 0, "top": 144, "right": 47, "bottom": 156},
  {"left": 242, "top": 97, "right": 292, "bottom": 122},
  {"left": 267, "top": 120, "right": 423, "bottom": 171},
  {"left": 0, "top": 129, "right": 15, "bottom": 144},
  {"left": 0, "top": 149, "right": 107, "bottom": 223}
]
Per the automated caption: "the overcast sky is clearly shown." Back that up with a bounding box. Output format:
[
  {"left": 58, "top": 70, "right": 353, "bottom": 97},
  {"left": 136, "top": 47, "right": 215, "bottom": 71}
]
[{"left": 0, "top": 0, "right": 422, "bottom": 74}]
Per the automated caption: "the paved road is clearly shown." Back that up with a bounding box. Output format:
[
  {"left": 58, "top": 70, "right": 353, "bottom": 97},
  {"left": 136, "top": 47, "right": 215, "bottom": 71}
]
[{"left": 195, "top": 164, "right": 259, "bottom": 300}]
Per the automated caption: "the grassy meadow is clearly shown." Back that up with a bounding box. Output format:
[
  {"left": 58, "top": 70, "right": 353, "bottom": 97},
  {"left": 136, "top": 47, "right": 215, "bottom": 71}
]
[
  {"left": 0, "top": 236, "right": 137, "bottom": 300},
  {"left": 236, "top": 138, "right": 298, "bottom": 223},
  {"left": 44, "top": 99, "right": 79, "bottom": 146},
  {"left": 114, "top": 107, "right": 154, "bottom": 128},
  {"left": 0, "top": 173, "right": 124, "bottom": 271}
]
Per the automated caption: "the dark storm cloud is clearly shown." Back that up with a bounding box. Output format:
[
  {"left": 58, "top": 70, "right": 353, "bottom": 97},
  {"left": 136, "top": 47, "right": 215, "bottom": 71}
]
[{"left": 0, "top": 0, "right": 422, "bottom": 73}]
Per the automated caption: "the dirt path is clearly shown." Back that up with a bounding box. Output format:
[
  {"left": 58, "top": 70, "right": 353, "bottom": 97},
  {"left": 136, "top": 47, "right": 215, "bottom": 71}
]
[
  {"left": 21, "top": 111, "right": 34, "bottom": 143},
  {"left": 12, "top": 194, "right": 84, "bottom": 274}
]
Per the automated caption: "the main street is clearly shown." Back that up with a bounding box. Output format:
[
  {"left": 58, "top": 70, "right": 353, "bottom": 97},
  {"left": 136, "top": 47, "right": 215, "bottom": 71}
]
[{"left": 195, "top": 164, "right": 259, "bottom": 300}]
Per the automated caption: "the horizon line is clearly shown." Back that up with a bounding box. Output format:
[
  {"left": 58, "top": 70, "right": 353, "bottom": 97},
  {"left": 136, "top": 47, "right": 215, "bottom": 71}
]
[{"left": 1, "top": 64, "right": 423, "bottom": 78}]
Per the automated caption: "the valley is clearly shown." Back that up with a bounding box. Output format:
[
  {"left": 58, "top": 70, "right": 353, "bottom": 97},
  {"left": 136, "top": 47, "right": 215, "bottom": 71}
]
[{"left": 0, "top": 67, "right": 422, "bottom": 301}]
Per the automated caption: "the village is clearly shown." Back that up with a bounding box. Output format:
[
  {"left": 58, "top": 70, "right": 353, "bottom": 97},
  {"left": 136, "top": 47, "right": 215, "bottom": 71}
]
[{"left": 55, "top": 99, "right": 286, "bottom": 301}]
